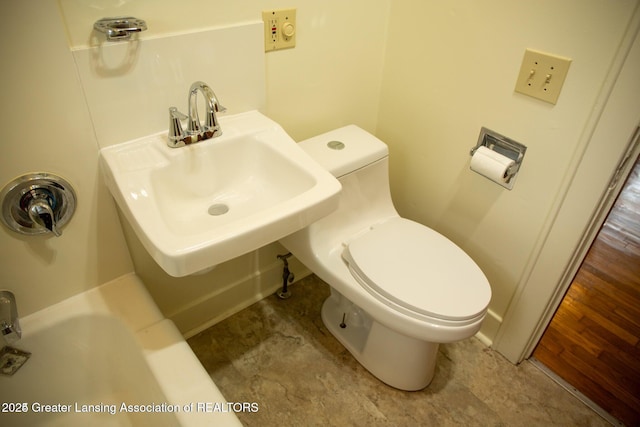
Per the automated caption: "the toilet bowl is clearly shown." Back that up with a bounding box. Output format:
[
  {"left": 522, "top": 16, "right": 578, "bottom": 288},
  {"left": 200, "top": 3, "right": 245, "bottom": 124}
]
[{"left": 279, "top": 125, "right": 491, "bottom": 391}]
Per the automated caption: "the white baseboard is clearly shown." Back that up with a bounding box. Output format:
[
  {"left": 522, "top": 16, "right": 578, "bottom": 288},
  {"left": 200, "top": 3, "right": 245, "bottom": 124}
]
[{"left": 475, "top": 308, "right": 502, "bottom": 347}]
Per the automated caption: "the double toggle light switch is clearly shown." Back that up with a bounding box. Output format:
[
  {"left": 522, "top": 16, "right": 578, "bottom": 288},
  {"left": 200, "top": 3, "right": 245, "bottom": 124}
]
[{"left": 514, "top": 48, "right": 572, "bottom": 105}]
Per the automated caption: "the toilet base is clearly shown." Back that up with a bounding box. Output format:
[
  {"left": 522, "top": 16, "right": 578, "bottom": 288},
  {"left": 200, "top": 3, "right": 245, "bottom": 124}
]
[{"left": 321, "top": 289, "right": 439, "bottom": 391}]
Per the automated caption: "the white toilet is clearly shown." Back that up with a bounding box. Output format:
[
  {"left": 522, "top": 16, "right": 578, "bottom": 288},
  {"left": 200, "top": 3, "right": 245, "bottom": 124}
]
[{"left": 280, "top": 125, "right": 492, "bottom": 391}]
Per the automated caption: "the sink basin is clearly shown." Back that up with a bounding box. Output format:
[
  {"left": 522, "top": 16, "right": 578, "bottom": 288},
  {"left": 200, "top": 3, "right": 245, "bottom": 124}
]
[{"left": 100, "top": 111, "right": 341, "bottom": 277}]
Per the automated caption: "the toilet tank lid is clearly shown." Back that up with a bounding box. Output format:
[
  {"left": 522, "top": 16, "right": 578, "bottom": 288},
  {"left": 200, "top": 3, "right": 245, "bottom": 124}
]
[{"left": 298, "top": 125, "right": 389, "bottom": 178}]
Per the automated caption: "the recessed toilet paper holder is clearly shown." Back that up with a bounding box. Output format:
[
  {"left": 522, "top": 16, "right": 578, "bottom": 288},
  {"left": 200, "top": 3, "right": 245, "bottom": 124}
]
[{"left": 470, "top": 127, "right": 527, "bottom": 189}]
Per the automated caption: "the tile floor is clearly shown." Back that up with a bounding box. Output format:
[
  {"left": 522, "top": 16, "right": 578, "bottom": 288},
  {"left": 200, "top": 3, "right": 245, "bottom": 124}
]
[{"left": 188, "top": 275, "right": 609, "bottom": 426}]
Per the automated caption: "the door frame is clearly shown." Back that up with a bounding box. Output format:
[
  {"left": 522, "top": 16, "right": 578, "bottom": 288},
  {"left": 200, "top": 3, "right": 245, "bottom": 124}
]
[{"left": 492, "top": 9, "right": 640, "bottom": 363}]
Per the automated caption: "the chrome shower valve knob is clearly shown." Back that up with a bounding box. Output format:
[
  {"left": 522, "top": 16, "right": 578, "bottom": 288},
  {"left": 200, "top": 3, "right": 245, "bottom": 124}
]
[{"left": 0, "top": 173, "right": 76, "bottom": 237}]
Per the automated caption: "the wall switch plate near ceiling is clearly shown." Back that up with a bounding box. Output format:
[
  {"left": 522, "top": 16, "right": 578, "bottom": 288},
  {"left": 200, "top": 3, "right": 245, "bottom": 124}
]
[
  {"left": 514, "top": 49, "right": 572, "bottom": 104},
  {"left": 263, "top": 8, "right": 296, "bottom": 52}
]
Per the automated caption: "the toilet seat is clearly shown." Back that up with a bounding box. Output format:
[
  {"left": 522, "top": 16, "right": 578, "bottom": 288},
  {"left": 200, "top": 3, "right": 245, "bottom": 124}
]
[{"left": 342, "top": 218, "right": 491, "bottom": 322}]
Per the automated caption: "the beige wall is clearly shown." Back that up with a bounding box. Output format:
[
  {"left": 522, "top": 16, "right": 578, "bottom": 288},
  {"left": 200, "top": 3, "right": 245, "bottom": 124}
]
[{"left": 378, "top": 0, "right": 638, "bottom": 340}]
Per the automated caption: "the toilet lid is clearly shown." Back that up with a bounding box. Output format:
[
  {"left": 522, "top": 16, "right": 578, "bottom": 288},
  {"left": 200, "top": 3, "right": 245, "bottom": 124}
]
[{"left": 342, "top": 218, "right": 491, "bottom": 321}]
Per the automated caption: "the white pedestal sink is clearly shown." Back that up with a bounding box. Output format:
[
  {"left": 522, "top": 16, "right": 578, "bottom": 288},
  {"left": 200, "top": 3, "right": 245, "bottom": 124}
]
[{"left": 100, "top": 111, "right": 341, "bottom": 277}]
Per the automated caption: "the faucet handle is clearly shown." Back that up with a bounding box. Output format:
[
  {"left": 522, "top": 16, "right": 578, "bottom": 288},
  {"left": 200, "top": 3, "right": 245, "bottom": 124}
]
[
  {"left": 28, "top": 198, "right": 60, "bottom": 237},
  {"left": 20, "top": 188, "right": 61, "bottom": 237},
  {"left": 168, "top": 107, "right": 187, "bottom": 142},
  {"left": 204, "top": 104, "right": 227, "bottom": 130},
  {"left": 170, "top": 106, "right": 188, "bottom": 120},
  {"left": 204, "top": 100, "right": 227, "bottom": 131}
]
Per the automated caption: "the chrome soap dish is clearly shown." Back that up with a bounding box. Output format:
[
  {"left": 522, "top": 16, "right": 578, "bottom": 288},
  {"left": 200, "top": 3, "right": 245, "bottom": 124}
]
[{"left": 94, "top": 17, "right": 147, "bottom": 41}]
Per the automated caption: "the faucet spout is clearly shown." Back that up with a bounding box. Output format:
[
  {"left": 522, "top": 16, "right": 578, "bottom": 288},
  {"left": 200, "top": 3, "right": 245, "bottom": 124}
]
[
  {"left": 0, "top": 291, "right": 21, "bottom": 346},
  {"left": 187, "top": 81, "right": 226, "bottom": 139}
]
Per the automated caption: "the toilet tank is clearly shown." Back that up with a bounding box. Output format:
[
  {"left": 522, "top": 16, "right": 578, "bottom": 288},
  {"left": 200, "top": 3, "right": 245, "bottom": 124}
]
[
  {"left": 298, "top": 125, "right": 389, "bottom": 178},
  {"left": 283, "top": 125, "right": 399, "bottom": 256}
]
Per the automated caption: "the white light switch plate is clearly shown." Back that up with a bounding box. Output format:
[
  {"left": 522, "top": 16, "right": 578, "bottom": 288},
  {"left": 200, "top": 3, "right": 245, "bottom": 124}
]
[{"left": 514, "top": 49, "right": 571, "bottom": 104}]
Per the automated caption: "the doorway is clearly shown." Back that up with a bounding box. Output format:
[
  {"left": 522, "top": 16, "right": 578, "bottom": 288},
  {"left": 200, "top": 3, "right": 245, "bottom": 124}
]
[{"left": 532, "top": 154, "right": 640, "bottom": 426}]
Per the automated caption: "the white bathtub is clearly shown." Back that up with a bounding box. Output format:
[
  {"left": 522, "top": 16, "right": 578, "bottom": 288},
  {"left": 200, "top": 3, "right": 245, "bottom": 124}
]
[{"left": 0, "top": 274, "right": 242, "bottom": 427}]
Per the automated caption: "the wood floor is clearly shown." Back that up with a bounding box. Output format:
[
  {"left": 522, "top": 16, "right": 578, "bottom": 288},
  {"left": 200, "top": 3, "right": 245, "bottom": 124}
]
[{"left": 533, "top": 155, "right": 640, "bottom": 426}]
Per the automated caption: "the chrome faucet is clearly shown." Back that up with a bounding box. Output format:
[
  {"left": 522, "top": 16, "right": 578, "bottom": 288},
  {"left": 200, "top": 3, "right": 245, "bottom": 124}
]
[
  {"left": 167, "top": 81, "right": 226, "bottom": 148},
  {"left": 0, "top": 291, "right": 21, "bottom": 346}
]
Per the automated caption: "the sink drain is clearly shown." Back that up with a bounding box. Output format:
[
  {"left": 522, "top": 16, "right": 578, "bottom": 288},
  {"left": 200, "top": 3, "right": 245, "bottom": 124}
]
[{"left": 208, "top": 203, "right": 229, "bottom": 216}]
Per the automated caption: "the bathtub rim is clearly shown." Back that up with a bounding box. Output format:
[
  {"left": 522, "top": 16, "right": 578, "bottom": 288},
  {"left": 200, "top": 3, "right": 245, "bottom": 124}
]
[{"left": 10, "top": 273, "right": 242, "bottom": 427}]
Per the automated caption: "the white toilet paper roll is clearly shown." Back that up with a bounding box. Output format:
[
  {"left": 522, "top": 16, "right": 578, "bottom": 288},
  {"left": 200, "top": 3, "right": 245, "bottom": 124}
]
[{"left": 470, "top": 146, "right": 515, "bottom": 184}]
